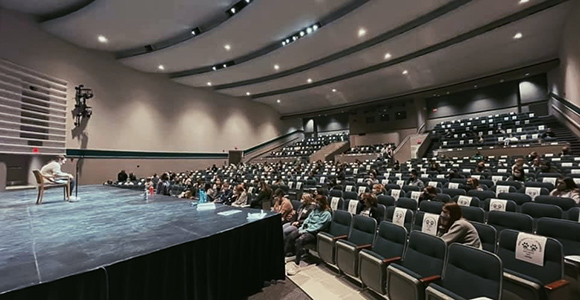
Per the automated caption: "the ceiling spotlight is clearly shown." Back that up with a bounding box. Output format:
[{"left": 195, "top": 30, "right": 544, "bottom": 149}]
[
  {"left": 307, "top": 78, "right": 313, "bottom": 83},
  {"left": 500, "top": 79, "right": 505, "bottom": 83},
  {"left": 312, "top": 24, "right": 319, "bottom": 31},
  {"left": 246, "top": 92, "right": 251, "bottom": 96},
  {"left": 158, "top": 65, "right": 165, "bottom": 70},
  {"left": 223, "top": 64, "right": 227, "bottom": 68},
  {"left": 292, "top": 36, "right": 298, "bottom": 41},
  {"left": 274, "top": 64, "right": 280, "bottom": 70},
  {"left": 306, "top": 27, "right": 313, "bottom": 34},
  {"left": 277, "top": 99, "right": 281, "bottom": 103},
  {"left": 207, "top": 82, "right": 212, "bottom": 86},
  {"left": 285, "top": 39, "right": 290, "bottom": 44},
  {"left": 358, "top": 28, "right": 367, "bottom": 37},
  {"left": 282, "top": 41, "right": 286, "bottom": 46},
  {"left": 402, "top": 70, "right": 408, "bottom": 75},
  {"left": 519, "top": 0, "right": 529, "bottom": 4},
  {"left": 384, "top": 53, "right": 392, "bottom": 59},
  {"left": 224, "top": 44, "right": 231, "bottom": 50},
  {"left": 513, "top": 32, "right": 523, "bottom": 39},
  {"left": 474, "top": 85, "right": 478, "bottom": 88},
  {"left": 191, "top": 30, "right": 196, "bottom": 35},
  {"left": 332, "top": 89, "right": 337, "bottom": 92},
  {"left": 525, "top": 73, "right": 530, "bottom": 76},
  {"left": 300, "top": 31, "right": 305, "bottom": 37},
  {"left": 246, "top": 0, "right": 251, "bottom": 2},
  {"left": 97, "top": 35, "right": 108, "bottom": 43},
  {"left": 212, "top": 66, "right": 217, "bottom": 71},
  {"left": 230, "top": 8, "right": 236, "bottom": 14}
]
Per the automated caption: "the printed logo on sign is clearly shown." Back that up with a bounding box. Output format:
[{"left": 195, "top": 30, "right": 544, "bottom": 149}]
[
  {"left": 457, "top": 196, "right": 471, "bottom": 206},
  {"left": 489, "top": 199, "right": 507, "bottom": 212},
  {"left": 515, "top": 232, "right": 547, "bottom": 267},
  {"left": 394, "top": 211, "right": 404, "bottom": 223}
]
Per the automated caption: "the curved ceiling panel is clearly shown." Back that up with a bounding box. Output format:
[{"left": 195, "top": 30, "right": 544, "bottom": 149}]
[
  {"left": 255, "top": 2, "right": 569, "bottom": 115},
  {"left": 120, "top": 0, "right": 354, "bottom": 73},
  {"left": 216, "top": 0, "right": 547, "bottom": 97},
  {"left": 170, "top": 0, "right": 453, "bottom": 86},
  {"left": 0, "top": 0, "right": 87, "bottom": 16},
  {"left": 41, "top": 0, "right": 238, "bottom": 51}
]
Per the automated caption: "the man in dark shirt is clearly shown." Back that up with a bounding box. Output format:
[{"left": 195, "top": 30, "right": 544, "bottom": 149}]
[{"left": 117, "top": 170, "right": 128, "bottom": 182}]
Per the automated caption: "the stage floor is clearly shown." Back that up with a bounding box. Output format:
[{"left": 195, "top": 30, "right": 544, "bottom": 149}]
[{"left": 0, "top": 185, "right": 279, "bottom": 296}]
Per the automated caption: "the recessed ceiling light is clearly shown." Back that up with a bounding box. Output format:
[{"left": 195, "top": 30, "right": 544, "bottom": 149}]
[
  {"left": 207, "top": 82, "right": 212, "bottom": 86},
  {"left": 158, "top": 65, "right": 165, "bottom": 70},
  {"left": 513, "top": 32, "right": 523, "bottom": 39},
  {"left": 299, "top": 31, "right": 305, "bottom": 37},
  {"left": 519, "top": 0, "right": 529, "bottom": 4},
  {"left": 307, "top": 78, "right": 313, "bottom": 83},
  {"left": 500, "top": 79, "right": 505, "bottom": 83},
  {"left": 224, "top": 44, "right": 231, "bottom": 50},
  {"left": 277, "top": 99, "right": 281, "bottom": 103},
  {"left": 212, "top": 66, "right": 217, "bottom": 71},
  {"left": 274, "top": 64, "right": 280, "bottom": 70},
  {"left": 230, "top": 8, "right": 236, "bottom": 14},
  {"left": 384, "top": 53, "right": 392, "bottom": 59},
  {"left": 223, "top": 64, "right": 227, "bottom": 68},
  {"left": 402, "top": 70, "right": 408, "bottom": 75},
  {"left": 306, "top": 27, "right": 313, "bottom": 34},
  {"left": 332, "top": 89, "right": 337, "bottom": 92},
  {"left": 246, "top": 92, "right": 251, "bottom": 96},
  {"left": 97, "top": 35, "right": 108, "bottom": 43},
  {"left": 474, "top": 85, "right": 478, "bottom": 88},
  {"left": 312, "top": 24, "right": 318, "bottom": 31},
  {"left": 525, "top": 73, "right": 530, "bottom": 76},
  {"left": 358, "top": 28, "right": 367, "bottom": 37}
]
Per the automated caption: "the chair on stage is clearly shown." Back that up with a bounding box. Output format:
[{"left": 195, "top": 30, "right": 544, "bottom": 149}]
[{"left": 32, "top": 169, "right": 70, "bottom": 204}]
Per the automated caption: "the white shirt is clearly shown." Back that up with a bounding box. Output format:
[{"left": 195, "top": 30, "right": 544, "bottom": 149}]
[{"left": 40, "top": 161, "right": 69, "bottom": 182}]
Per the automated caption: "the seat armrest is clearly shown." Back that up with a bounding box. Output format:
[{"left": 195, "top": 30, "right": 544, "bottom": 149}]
[
  {"left": 419, "top": 275, "right": 441, "bottom": 284},
  {"left": 544, "top": 279, "right": 569, "bottom": 291},
  {"left": 332, "top": 235, "right": 348, "bottom": 241},
  {"left": 382, "top": 256, "right": 401, "bottom": 264},
  {"left": 356, "top": 244, "right": 372, "bottom": 250}
]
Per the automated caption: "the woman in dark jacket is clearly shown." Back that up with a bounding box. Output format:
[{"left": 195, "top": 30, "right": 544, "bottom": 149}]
[
  {"left": 250, "top": 180, "right": 272, "bottom": 208},
  {"left": 418, "top": 186, "right": 437, "bottom": 203},
  {"left": 357, "top": 193, "right": 383, "bottom": 225}
]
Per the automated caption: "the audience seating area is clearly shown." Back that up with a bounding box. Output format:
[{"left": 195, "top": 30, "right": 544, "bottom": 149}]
[
  {"left": 268, "top": 132, "right": 348, "bottom": 158},
  {"left": 431, "top": 112, "right": 556, "bottom": 149},
  {"left": 344, "top": 143, "right": 395, "bottom": 154}
]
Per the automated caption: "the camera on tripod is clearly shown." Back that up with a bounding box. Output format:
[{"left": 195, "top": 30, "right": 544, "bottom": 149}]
[{"left": 74, "top": 85, "right": 94, "bottom": 127}]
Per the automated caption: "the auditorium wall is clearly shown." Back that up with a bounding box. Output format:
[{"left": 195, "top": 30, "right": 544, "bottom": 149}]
[
  {"left": 0, "top": 9, "right": 301, "bottom": 184},
  {"left": 547, "top": 0, "right": 580, "bottom": 137}
]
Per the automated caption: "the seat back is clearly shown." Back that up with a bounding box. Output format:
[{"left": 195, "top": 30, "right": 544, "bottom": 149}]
[
  {"left": 32, "top": 169, "right": 43, "bottom": 185},
  {"left": 483, "top": 198, "right": 517, "bottom": 212},
  {"left": 535, "top": 195, "right": 577, "bottom": 211},
  {"left": 419, "top": 201, "right": 443, "bottom": 214},
  {"left": 377, "top": 195, "right": 395, "bottom": 207},
  {"left": 343, "top": 191, "right": 358, "bottom": 201},
  {"left": 396, "top": 197, "right": 418, "bottom": 211},
  {"left": 386, "top": 206, "right": 414, "bottom": 232},
  {"left": 521, "top": 202, "right": 563, "bottom": 220},
  {"left": 567, "top": 207, "right": 580, "bottom": 222},
  {"left": 348, "top": 215, "right": 377, "bottom": 245},
  {"left": 329, "top": 210, "right": 353, "bottom": 237},
  {"left": 498, "top": 192, "right": 531, "bottom": 206},
  {"left": 291, "top": 200, "right": 301, "bottom": 212},
  {"left": 442, "top": 188, "right": 466, "bottom": 198},
  {"left": 433, "top": 193, "right": 451, "bottom": 203},
  {"left": 329, "top": 189, "right": 343, "bottom": 198},
  {"left": 441, "top": 243, "right": 502, "bottom": 299},
  {"left": 401, "top": 231, "right": 447, "bottom": 277},
  {"left": 373, "top": 221, "right": 408, "bottom": 259},
  {"left": 487, "top": 211, "right": 533, "bottom": 234},
  {"left": 471, "top": 222, "right": 498, "bottom": 253},
  {"left": 329, "top": 197, "right": 344, "bottom": 211},
  {"left": 496, "top": 180, "right": 523, "bottom": 190},
  {"left": 498, "top": 229, "right": 564, "bottom": 285},
  {"left": 467, "top": 190, "right": 495, "bottom": 201},
  {"left": 460, "top": 206, "right": 485, "bottom": 223},
  {"left": 452, "top": 195, "right": 481, "bottom": 207},
  {"left": 536, "top": 218, "right": 580, "bottom": 256}
]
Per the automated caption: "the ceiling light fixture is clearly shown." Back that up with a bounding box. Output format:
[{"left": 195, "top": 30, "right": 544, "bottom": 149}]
[
  {"left": 513, "top": 32, "right": 523, "bottom": 39},
  {"left": 158, "top": 65, "right": 165, "bottom": 70},
  {"left": 281, "top": 22, "right": 322, "bottom": 46},
  {"left": 358, "top": 28, "right": 367, "bottom": 37},
  {"left": 224, "top": 44, "right": 231, "bottom": 50},
  {"left": 519, "top": 0, "right": 529, "bottom": 4},
  {"left": 190, "top": 28, "right": 200, "bottom": 35},
  {"left": 402, "top": 70, "right": 408, "bottom": 75},
  {"left": 230, "top": 8, "right": 236, "bottom": 14},
  {"left": 97, "top": 35, "right": 108, "bottom": 43},
  {"left": 384, "top": 53, "right": 392, "bottom": 59},
  {"left": 332, "top": 89, "right": 337, "bottom": 92},
  {"left": 307, "top": 78, "right": 313, "bottom": 83},
  {"left": 246, "top": 92, "right": 251, "bottom": 96},
  {"left": 207, "top": 82, "right": 212, "bottom": 86},
  {"left": 277, "top": 99, "right": 281, "bottom": 103},
  {"left": 226, "top": 0, "right": 252, "bottom": 17},
  {"left": 274, "top": 64, "right": 280, "bottom": 70},
  {"left": 525, "top": 73, "right": 530, "bottom": 76},
  {"left": 212, "top": 66, "right": 217, "bottom": 71}
]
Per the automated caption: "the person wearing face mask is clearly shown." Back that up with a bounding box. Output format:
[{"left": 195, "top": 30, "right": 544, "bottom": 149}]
[
  {"left": 438, "top": 203, "right": 482, "bottom": 249},
  {"left": 282, "top": 193, "right": 316, "bottom": 239},
  {"left": 418, "top": 186, "right": 438, "bottom": 203},
  {"left": 508, "top": 167, "right": 526, "bottom": 182},
  {"left": 372, "top": 183, "right": 386, "bottom": 196},
  {"left": 406, "top": 170, "right": 425, "bottom": 188},
  {"left": 356, "top": 193, "right": 383, "bottom": 224},
  {"left": 286, "top": 195, "right": 332, "bottom": 276},
  {"left": 465, "top": 177, "right": 483, "bottom": 192},
  {"left": 550, "top": 177, "right": 580, "bottom": 204}
]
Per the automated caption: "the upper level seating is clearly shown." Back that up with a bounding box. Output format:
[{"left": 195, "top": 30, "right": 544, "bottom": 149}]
[
  {"left": 268, "top": 132, "right": 348, "bottom": 158},
  {"left": 345, "top": 143, "right": 395, "bottom": 154},
  {"left": 431, "top": 112, "right": 559, "bottom": 150}
]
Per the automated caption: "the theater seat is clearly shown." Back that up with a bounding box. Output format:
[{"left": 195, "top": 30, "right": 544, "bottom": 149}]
[
  {"left": 425, "top": 243, "right": 503, "bottom": 300},
  {"left": 535, "top": 195, "right": 577, "bottom": 212},
  {"left": 387, "top": 231, "right": 447, "bottom": 300},
  {"left": 386, "top": 206, "right": 414, "bottom": 233},
  {"left": 335, "top": 215, "right": 377, "bottom": 280},
  {"left": 521, "top": 202, "right": 563, "bottom": 222},
  {"left": 396, "top": 197, "right": 418, "bottom": 211},
  {"left": 498, "top": 230, "right": 569, "bottom": 300},
  {"left": 317, "top": 210, "right": 352, "bottom": 266},
  {"left": 460, "top": 206, "right": 486, "bottom": 223},
  {"left": 498, "top": 192, "right": 532, "bottom": 206},
  {"left": 359, "top": 222, "right": 407, "bottom": 295},
  {"left": 467, "top": 189, "right": 496, "bottom": 201},
  {"left": 487, "top": 211, "right": 533, "bottom": 234},
  {"left": 377, "top": 195, "right": 395, "bottom": 207},
  {"left": 471, "top": 221, "right": 498, "bottom": 253}
]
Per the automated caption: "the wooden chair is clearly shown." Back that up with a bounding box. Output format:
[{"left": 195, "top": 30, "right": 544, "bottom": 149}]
[{"left": 32, "top": 170, "right": 70, "bottom": 204}]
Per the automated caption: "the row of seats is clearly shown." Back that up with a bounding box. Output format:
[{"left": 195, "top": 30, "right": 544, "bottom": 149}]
[{"left": 268, "top": 133, "right": 348, "bottom": 157}]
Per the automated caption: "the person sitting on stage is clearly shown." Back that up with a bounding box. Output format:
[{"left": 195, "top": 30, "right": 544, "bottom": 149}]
[
  {"left": 438, "top": 203, "right": 482, "bottom": 249},
  {"left": 550, "top": 177, "right": 580, "bottom": 204},
  {"left": 272, "top": 189, "right": 295, "bottom": 224},
  {"left": 231, "top": 184, "right": 249, "bottom": 207},
  {"left": 282, "top": 193, "right": 316, "bottom": 239},
  {"left": 250, "top": 180, "right": 272, "bottom": 208},
  {"left": 117, "top": 170, "right": 128, "bottom": 183},
  {"left": 40, "top": 155, "right": 79, "bottom": 201},
  {"left": 286, "top": 195, "right": 332, "bottom": 276}
]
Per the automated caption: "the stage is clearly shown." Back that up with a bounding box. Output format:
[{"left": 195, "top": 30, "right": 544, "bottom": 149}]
[{"left": 0, "top": 185, "right": 284, "bottom": 300}]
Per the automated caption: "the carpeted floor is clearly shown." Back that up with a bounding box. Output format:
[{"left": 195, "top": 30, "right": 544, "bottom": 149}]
[{"left": 248, "top": 278, "right": 312, "bottom": 300}]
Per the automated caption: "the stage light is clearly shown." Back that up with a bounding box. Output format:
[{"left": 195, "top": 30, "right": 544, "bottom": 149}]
[
  {"left": 332, "top": 89, "right": 337, "bottom": 92},
  {"left": 97, "top": 35, "right": 108, "bottom": 43},
  {"left": 513, "top": 32, "right": 523, "bottom": 39},
  {"left": 292, "top": 36, "right": 298, "bottom": 41},
  {"left": 212, "top": 66, "right": 217, "bottom": 71},
  {"left": 223, "top": 64, "right": 227, "bottom": 68},
  {"left": 282, "top": 41, "right": 286, "bottom": 46},
  {"left": 312, "top": 24, "right": 319, "bottom": 31}
]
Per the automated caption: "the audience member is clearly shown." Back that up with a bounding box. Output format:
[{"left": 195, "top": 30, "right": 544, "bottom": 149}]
[
  {"left": 438, "top": 203, "right": 482, "bottom": 249},
  {"left": 465, "top": 177, "right": 484, "bottom": 192},
  {"left": 286, "top": 195, "right": 332, "bottom": 275},
  {"left": 503, "top": 133, "right": 518, "bottom": 146},
  {"left": 365, "top": 172, "right": 379, "bottom": 186},
  {"left": 471, "top": 151, "right": 484, "bottom": 161},
  {"left": 508, "top": 167, "right": 526, "bottom": 182},
  {"left": 156, "top": 173, "right": 170, "bottom": 195},
  {"left": 550, "top": 177, "right": 580, "bottom": 204},
  {"left": 117, "top": 170, "right": 128, "bottom": 182},
  {"left": 372, "top": 183, "right": 386, "bottom": 196},
  {"left": 406, "top": 170, "right": 425, "bottom": 188},
  {"left": 282, "top": 193, "right": 316, "bottom": 239},
  {"left": 251, "top": 180, "right": 272, "bottom": 208},
  {"left": 231, "top": 185, "right": 248, "bottom": 207},
  {"left": 560, "top": 145, "right": 571, "bottom": 156},
  {"left": 474, "top": 161, "right": 487, "bottom": 173},
  {"left": 418, "top": 186, "right": 438, "bottom": 203},
  {"left": 356, "top": 193, "right": 383, "bottom": 225},
  {"left": 272, "top": 189, "right": 295, "bottom": 223},
  {"left": 541, "top": 128, "right": 556, "bottom": 141}
]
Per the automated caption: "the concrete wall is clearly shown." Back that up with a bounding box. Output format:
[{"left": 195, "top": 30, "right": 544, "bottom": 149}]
[
  {"left": 349, "top": 128, "right": 416, "bottom": 147},
  {"left": 0, "top": 9, "right": 301, "bottom": 184}
]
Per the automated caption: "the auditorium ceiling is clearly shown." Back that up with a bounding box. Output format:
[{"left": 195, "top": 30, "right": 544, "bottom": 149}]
[{"left": 1, "top": 0, "right": 574, "bottom": 116}]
